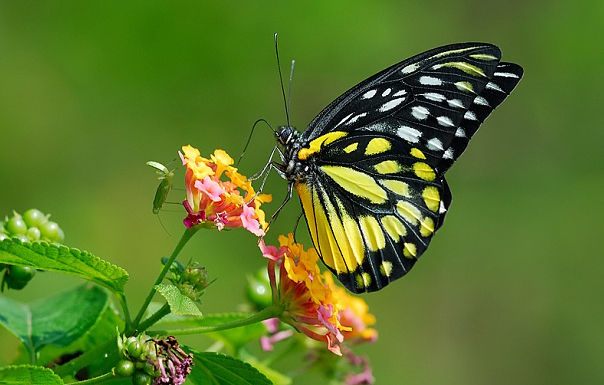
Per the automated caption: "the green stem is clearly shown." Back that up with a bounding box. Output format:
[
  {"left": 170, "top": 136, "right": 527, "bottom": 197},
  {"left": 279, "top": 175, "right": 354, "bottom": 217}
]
[
  {"left": 132, "top": 227, "right": 199, "bottom": 329},
  {"left": 117, "top": 293, "right": 132, "bottom": 330},
  {"left": 65, "top": 372, "right": 116, "bottom": 385},
  {"left": 150, "top": 304, "right": 282, "bottom": 335},
  {"left": 138, "top": 302, "right": 171, "bottom": 331}
]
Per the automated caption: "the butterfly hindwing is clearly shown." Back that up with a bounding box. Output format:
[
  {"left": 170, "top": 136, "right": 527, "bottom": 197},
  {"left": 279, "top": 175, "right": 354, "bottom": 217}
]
[{"left": 296, "top": 132, "right": 450, "bottom": 293}]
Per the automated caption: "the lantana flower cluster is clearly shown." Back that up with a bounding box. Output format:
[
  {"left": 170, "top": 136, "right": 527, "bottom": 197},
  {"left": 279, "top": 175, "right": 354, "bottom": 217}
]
[
  {"left": 179, "top": 145, "right": 271, "bottom": 236},
  {"left": 260, "top": 234, "right": 377, "bottom": 356}
]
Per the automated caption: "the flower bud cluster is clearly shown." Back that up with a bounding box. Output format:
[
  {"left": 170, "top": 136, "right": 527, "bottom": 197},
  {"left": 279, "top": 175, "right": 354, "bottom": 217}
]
[
  {"left": 0, "top": 209, "right": 65, "bottom": 291},
  {"left": 0, "top": 208, "right": 64, "bottom": 243},
  {"left": 163, "top": 258, "right": 210, "bottom": 303},
  {"left": 117, "top": 334, "right": 193, "bottom": 385},
  {"left": 115, "top": 333, "right": 159, "bottom": 384}
]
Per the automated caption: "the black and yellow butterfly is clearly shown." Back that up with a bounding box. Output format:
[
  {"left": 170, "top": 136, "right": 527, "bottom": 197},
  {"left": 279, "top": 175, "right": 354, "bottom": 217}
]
[{"left": 274, "top": 43, "right": 523, "bottom": 293}]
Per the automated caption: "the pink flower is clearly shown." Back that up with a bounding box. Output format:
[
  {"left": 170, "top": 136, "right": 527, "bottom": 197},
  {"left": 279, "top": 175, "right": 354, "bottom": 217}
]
[
  {"left": 240, "top": 204, "right": 264, "bottom": 236},
  {"left": 258, "top": 240, "right": 285, "bottom": 262},
  {"left": 194, "top": 177, "right": 224, "bottom": 202},
  {"left": 260, "top": 330, "right": 294, "bottom": 351}
]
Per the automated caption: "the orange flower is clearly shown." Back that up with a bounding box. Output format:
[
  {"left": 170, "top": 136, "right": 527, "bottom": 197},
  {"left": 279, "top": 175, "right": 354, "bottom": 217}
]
[
  {"left": 179, "top": 146, "right": 271, "bottom": 236},
  {"left": 259, "top": 234, "right": 377, "bottom": 355}
]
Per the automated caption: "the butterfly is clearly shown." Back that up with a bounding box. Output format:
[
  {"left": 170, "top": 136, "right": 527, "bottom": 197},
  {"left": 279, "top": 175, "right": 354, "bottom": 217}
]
[{"left": 273, "top": 42, "right": 523, "bottom": 293}]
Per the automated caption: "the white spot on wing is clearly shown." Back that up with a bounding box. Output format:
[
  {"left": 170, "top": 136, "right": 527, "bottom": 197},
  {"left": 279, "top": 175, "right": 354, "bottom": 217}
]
[
  {"left": 474, "top": 96, "right": 490, "bottom": 106},
  {"left": 436, "top": 116, "right": 454, "bottom": 127},
  {"left": 362, "top": 90, "right": 377, "bottom": 99},
  {"left": 486, "top": 82, "right": 504, "bottom": 92},
  {"left": 382, "top": 88, "right": 392, "bottom": 97},
  {"left": 419, "top": 76, "right": 442, "bottom": 86},
  {"left": 411, "top": 106, "right": 429, "bottom": 120},
  {"left": 464, "top": 111, "right": 477, "bottom": 121},
  {"left": 401, "top": 63, "right": 420, "bottom": 74},
  {"left": 447, "top": 99, "right": 464, "bottom": 109},
  {"left": 455, "top": 128, "right": 466, "bottom": 137},
  {"left": 443, "top": 147, "right": 454, "bottom": 159},
  {"left": 422, "top": 92, "right": 446, "bottom": 102},
  {"left": 439, "top": 200, "right": 447, "bottom": 214},
  {"left": 393, "top": 90, "right": 407, "bottom": 97},
  {"left": 334, "top": 113, "right": 353, "bottom": 128},
  {"left": 397, "top": 125, "right": 422, "bottom": 143},
  {"left": 427, "top": 137, "right": 444, "bottom": 151},
  {"left": 347, "top": 112, "right": 367, "bottom": 125},
  {"left": 379, "top": 97, "right": 405, "bottom": 112},
  {"left": 494, "top": 72, "right": 519, "bottom": 78}
]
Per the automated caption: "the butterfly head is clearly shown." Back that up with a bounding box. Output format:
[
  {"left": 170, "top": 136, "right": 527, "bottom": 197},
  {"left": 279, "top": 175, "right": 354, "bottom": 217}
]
[{"left": 275, "top": 125, "right": 299, "bottom": 147}]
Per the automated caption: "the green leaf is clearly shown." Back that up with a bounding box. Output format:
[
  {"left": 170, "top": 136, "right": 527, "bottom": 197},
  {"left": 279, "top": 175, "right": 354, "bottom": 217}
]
[
  {"left": 243, "top": 357, "right": 292, "bottom": 385},
  {"left": 0, "top": 284, "right": 109, "bottom": 354},
  {"left": 153, "top": 313, "right": 267, "bottom": 353},
  {"left": 20, "top": 302, "right": 124, "bottom": 375},
  {"left": 154, "top": 283, "right": 202, "bottom": 316},
  {"left": 0, "top": 365, "right": 63, "bottom": 384},
  {"left": 0, "top": 238, "right": 128, "bottom": 293},
  {"left": 188, "top": 351, "right": 272, "bottom": 385}
]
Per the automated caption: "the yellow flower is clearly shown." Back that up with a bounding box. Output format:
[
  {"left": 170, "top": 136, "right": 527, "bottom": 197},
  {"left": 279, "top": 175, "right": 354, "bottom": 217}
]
[
  {"left": 260, "top": 234, "right": 377, "bottom": 355},
  {"left": 179, "top": 145, "right": 271, "bottom": 236}
]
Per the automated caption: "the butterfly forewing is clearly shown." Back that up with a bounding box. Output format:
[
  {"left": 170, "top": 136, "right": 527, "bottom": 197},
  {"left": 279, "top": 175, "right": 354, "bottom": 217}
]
[{"left": 290, "top": 42, "right": 522, "bottom": 293}]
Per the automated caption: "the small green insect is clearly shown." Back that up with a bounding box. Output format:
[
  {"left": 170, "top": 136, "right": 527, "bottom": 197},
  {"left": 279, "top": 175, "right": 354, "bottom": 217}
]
[{"left": 146, "top": 161, "right": 175, "bottom": 214}]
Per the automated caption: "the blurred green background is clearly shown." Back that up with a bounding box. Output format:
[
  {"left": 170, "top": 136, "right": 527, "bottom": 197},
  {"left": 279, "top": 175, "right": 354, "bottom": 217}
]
[{"left": 1, "top": 1, "right": 603, "bottom": 384}]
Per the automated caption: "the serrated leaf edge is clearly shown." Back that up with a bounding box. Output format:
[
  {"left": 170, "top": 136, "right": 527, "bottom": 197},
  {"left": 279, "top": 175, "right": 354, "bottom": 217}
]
[
  {"left": 0, "top": 364, "right": 63, "bottom": 384},
  {"left": 0, "top": 238, "right": 128, "bottom": 292},
  {"left": 193, "top": 351, "right": 272, "bottom": 385}
]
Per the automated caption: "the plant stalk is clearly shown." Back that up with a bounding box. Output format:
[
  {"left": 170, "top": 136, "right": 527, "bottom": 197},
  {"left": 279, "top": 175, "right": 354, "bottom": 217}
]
[
  {"left": 132, "top": 226, "right": 199, "bottom": 330},
  {"left": 117, "top": 293, "right": 132, "bottom": 330},
  {"left": 150, "top": 304, "right": 282, "bottom": 335},
  {"left": 138, "top": 302, "right": 171, "bottom": 331},
  {"left": 65, "top": 372, "right": 116, "bottom": 385}
]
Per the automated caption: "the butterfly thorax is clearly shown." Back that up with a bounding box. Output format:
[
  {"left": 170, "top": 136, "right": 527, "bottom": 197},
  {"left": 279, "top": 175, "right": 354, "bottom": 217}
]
[{"left": 275, "top": 126, "right": 311, "bottom": 182}]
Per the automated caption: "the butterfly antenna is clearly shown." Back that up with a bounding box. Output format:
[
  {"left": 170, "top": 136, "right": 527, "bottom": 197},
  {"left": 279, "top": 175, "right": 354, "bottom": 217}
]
[
  {"left": 236, "top": 118, "right": 275, "bottom": 167},
  {"left": 287, "top": 59, "right": 295, "bottom": 121},
  {"left": 274, "top": 33, "right": 291, "bottom": 127}
]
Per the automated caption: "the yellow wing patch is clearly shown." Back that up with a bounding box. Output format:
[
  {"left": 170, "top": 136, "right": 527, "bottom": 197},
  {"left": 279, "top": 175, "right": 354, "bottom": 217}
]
[
  {"left": 343, "top": 142, "right": 358, "bottom": 153},
  {"left": 359, "top": 216, "right": 386, "bottom": 252},
  {"left": 410, "top": 148, "right": 426, "bottom": 159},
  {"left": 321, "top": 165, "right": 388, "bottom": 204},
  {"left": 298, "top": 131, "right": 348, "bottom": 160},
  {"left": 419, "top": 217, "right": 435, "bottom": 237},
  {"left": 380, "top": 179, "right": 410, "bottom": 197},
  {"left": 365, "top": 138, "right": 391, "bottom": 155},
  {"left": 413, "top": 162, "right": 436, "bottom": 181},
  {"left": 356, "top": 272, "right": 372, "bottom": 290},
  {"left": 374, "top": 160, "right": 402, "bottom": 174},
  {"left": 403, "top": 243, "right": 417, "bottom": 258},
  {"left": 396, "top": 201, "right": 422, "bottom": 225},
  {"left": 380, "top": 261, "right": 393, "bottom": 277},
  {"left": 337, "top": 199, "right": 365, "bottom": 269},
  {"left": 295, "top": 181, "right": 366, "bottom": 275},
  {"left": 422, "top": 186, "right": 440, "bottom": 212},
  {"left": 380, "top": 215, "right": 407, "bottom": 242},
  {"left": 311, "top": 187, "right": 346, "bottom": 273}
]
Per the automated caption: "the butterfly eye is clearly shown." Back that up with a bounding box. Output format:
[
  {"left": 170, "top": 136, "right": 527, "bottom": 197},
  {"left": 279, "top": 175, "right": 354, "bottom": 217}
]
[{"left": 276, "top": 126, "right": 296, "bottom": 145}]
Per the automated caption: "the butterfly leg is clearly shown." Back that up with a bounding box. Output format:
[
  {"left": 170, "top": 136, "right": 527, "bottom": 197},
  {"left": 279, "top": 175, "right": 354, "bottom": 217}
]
[
  {"left": 292, "top": 210, "right": 304, "bottom": 242},
  {"left": 249, "top": 145, "right": 279, "bottom": 181},
  {"left": 266, "top": 181, "right": 294, "bottom": 230}
]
